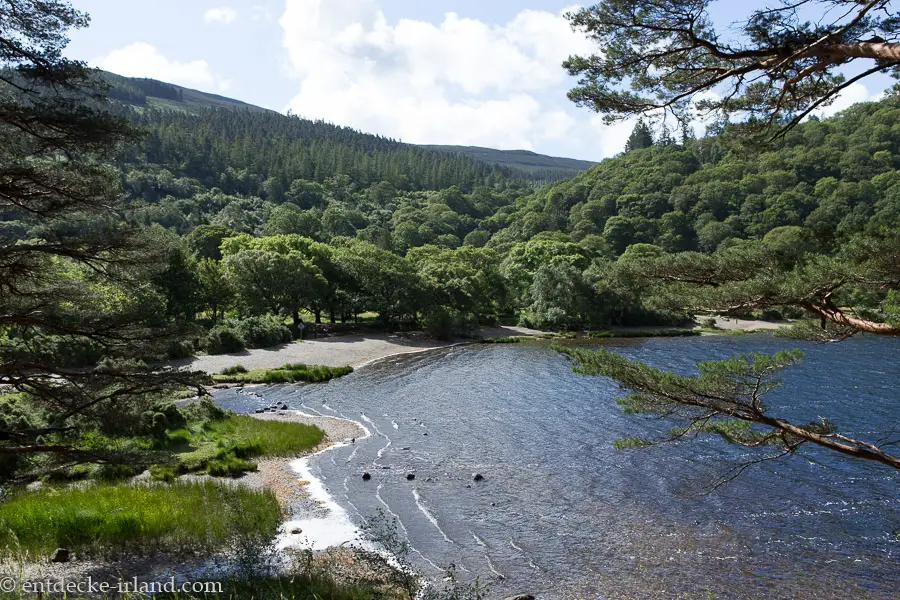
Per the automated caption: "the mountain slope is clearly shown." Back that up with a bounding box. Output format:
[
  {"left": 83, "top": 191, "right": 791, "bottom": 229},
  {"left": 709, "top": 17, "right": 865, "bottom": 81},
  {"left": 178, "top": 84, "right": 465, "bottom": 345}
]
[
  {"left": 423, "top": 145, "right": 595, "bottom": 180},
  {"left": 102, "top": 72, "right": 593, "bottom": 182}
]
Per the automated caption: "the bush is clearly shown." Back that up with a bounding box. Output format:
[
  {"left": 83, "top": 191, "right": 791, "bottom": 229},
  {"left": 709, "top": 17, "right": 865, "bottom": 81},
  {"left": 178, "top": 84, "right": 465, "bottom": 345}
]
[
  {"left": 221, "top": 364, "right": 249, "bottom": 375},
  {"left": 166, "top": 339, "right": 195, "bottom": 360},
  {"left": 206, "top": 326, "right": 245, "bottom": 355},
  {"left": 181, "top": 397, "right": 226, "bottom": 424},
  {"left": 760, "top": 308, "right": 784, "bottom": 321},
  {"left": 701, "top": 317, "right": 719, "bottom": 329},
  {"left": 422, "top": 307, "right": 478, "bottom": 341},
  {"left": 232, "top": 315, "right": 293, "bottom": 349}
]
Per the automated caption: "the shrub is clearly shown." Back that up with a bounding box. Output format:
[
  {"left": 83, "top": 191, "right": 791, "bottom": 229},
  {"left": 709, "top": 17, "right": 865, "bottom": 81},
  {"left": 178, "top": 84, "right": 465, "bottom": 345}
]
[
  {"left": 232, "top": 315, "right": 292, "bottom": 349},
  {"left": 181, "top": 397, "right": 226, "bottom": 424},
  {"left": 760, "top": 308, "right": 784, "bottom": 321},
  {"left": 701, "top": 317, "right": 719, "bottom": 329},
  {"left": 205, "top": 326, "right": 245, "bottom": 355},
  {"left": 166, "top": 339, "right": 195, "bottom": 360},
  {"left": 221, "top": 364, "right": 249, "bottom": 375}
]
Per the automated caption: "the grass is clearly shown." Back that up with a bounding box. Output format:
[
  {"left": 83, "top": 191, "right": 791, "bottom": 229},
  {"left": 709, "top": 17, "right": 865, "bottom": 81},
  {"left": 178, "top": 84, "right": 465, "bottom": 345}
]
[
  {"left": 0, "top": 480, "right": 280, "bottom": 559},
  {"left": 166, "top": 415, "right": 325, "bottom": 478},
  {"left": 481, "top": 336, "right": 523, "bottom": 344},
  {"left": 213, "top": 363, "right": 353, "bottom": 384}
]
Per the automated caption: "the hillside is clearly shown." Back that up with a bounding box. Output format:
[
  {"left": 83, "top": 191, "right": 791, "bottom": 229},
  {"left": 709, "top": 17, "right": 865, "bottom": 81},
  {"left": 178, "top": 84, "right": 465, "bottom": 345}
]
[
  {"left": 101, "top": 72, "right": 591, "bottom": 183},
  {"left": 423, "top": 145, "right": 595, "bottom": 181}
]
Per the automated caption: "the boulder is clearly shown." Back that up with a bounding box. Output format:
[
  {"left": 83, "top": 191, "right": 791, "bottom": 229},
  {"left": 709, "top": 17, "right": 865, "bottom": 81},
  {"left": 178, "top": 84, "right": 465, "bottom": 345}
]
[
  {"left": 472, "top": 473, "right": 484, "bottom": 482},
  {"left": 280, "top": 404, "right": 289, "bottom": 410},
  {"left": 254, "top": 409, "right": 265, "bottom": 414},
  {"left": 50, "top": 548, "right": 70, "bottom": 563},
  {"left": 290, "top": 527, "right": 302, "bottom": 535},
  {"left": 503, "top": 596, "right": 534, "bottom": 600},
  {"left": 362, "top": 472, "right": 372, "bottom": 481},
  {"left": 406, "top": 473, "right": 416, "bottom": 481}
]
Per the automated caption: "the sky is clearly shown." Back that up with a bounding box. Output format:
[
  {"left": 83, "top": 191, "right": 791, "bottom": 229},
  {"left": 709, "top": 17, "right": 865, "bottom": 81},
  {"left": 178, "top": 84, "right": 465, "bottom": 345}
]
[{"left": 64, "top": 1, "right": 895, "bottom": 161}]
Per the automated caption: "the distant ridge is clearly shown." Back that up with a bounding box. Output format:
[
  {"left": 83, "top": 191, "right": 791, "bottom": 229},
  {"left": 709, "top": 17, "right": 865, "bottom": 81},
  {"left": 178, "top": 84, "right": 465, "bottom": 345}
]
[
  {"left": 423, "top": 145, "right": 596, "bottom": 180},
  {"left": 100, "top": 71, "right": 594, "bottom": 182}
]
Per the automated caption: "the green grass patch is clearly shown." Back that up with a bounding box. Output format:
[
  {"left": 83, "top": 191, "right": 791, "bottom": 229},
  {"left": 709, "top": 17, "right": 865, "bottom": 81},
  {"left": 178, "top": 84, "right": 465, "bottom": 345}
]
[
  {"left": 166, "top": 415, "right": 324, "bottom": 479},
  {"left": 213, "top": 363, "right": 352, "bottom": 384},
  {"left": 220, "top": 364, "right": 248, "bottom": 376},
  {"left": 481, "top": 336, "right": 523, "bottom": 344},
  {"left": 0, "top": 481, "right": 280, "bottom": 559}
]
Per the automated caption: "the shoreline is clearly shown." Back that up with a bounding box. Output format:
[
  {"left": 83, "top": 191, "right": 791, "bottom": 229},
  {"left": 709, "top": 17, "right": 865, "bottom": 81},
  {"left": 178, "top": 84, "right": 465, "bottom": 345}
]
[
  {"left": 172, "top": 319, "right": 786, "bottom": 378},
  {"left": 176, "top": 325, "right": 545, "bottom": 375},
  {"left": 248, "top": 410, "right": 372, "bottom": 552}
]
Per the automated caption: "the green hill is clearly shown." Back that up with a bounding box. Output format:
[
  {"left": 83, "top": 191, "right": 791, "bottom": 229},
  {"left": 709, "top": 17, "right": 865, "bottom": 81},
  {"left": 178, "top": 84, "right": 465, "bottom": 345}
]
[
  {"left": 423, "top": 145, "right": 595, "bottom": 180},
  {"left": 100, "top": 72, "right": 592, "bottom": 182}
]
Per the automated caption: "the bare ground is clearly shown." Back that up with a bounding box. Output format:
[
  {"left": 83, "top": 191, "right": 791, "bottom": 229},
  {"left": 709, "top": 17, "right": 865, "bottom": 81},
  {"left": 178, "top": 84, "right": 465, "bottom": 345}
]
[{"left": 170, "top": 326, "right": 544, "bottom": 374}]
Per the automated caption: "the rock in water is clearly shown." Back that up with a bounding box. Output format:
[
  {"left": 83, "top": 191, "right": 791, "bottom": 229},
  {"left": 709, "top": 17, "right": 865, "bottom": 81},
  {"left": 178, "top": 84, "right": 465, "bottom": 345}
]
[
  {"left": 406, "top": 473, "right": 416, "bottom": 481},
  {"left": 472, "top": 473, "right": 484, "bottom": 481},
  {"left": 503, "top": 596, "right": 534, "bottom": 600},
  {"left": 362, "top": 472, "right": 372, "bottom": 481},
  {"left": 50, "top": 548, "right": 70, "bottom": 563},
  {"left": 290, "top": 528, "right": 302, "bottom": 535}
]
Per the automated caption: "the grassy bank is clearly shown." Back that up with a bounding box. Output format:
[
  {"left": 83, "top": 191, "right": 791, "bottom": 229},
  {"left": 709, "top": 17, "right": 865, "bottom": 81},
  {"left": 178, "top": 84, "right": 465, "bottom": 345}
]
[
  {"left": 480, "top": 336, "right": 523, "bottom": 344},
  {"left": 0, "top": 481, "right": 280, "bottom": 559},
  {"left": 155, "top": 414, "right": 325, "bottom": 479},
  {"left": 214, "top": 363, "right": 353, "bottom": 384}
]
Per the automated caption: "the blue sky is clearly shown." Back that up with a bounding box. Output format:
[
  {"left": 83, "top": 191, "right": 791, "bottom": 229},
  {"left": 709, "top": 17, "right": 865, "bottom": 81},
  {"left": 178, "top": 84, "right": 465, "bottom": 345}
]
[{"left": 65, "top": 1, "right": 894, "bottom": 161}]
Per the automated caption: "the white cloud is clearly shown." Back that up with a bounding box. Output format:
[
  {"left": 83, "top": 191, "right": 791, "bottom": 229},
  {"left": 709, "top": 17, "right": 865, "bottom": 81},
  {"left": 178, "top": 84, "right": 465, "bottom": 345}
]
[
  {"left": 93, "top": 43, "right": 222, "bottom": 90},
  {"left": 813, "top": 82, "right": 884, "bottom": 119},
  {"left": 205, "top": 7, "right": 238, "bottom": 24},
  {"left": 279, "top": 0, "right": 597, "bottom": 153}
]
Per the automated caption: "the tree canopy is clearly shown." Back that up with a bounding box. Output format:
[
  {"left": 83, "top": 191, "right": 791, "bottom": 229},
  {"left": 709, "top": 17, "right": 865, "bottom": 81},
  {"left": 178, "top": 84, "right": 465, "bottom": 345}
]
[{"left": 564, "top": 0, "right": 900, "bottom": 138}]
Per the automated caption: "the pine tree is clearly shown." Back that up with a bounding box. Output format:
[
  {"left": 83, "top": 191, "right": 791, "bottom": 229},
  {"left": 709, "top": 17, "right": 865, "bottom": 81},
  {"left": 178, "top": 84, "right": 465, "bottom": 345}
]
[
  {"left": 0, "top": 0, "right": 205, "bottom": 480},
  {"left": 624, "top": 119, "right": 654, "bottom": 152}
]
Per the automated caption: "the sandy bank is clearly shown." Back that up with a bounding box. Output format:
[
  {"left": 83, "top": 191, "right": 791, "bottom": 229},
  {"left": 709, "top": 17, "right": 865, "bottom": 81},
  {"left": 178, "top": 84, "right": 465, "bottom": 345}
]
[{"left": 172, "top": 326, "right": 543, "bottom": 374}]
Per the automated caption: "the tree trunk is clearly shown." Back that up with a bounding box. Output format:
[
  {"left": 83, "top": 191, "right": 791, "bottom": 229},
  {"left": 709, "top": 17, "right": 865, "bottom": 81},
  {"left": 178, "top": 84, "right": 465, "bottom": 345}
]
[
  {"left": 292, "top": 310, "right": 300, "bottom": 327},
  {"left": 314, "top": 309, "right": 322, "bottom": 324},
  {"left": 329, "top": 309, "right": 336, "bottom": 324}
]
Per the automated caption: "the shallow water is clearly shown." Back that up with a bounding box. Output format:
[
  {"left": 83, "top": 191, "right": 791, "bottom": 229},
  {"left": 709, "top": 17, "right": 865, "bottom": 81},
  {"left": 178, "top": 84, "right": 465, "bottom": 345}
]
[{"left": 215, "top": 335, "right": 900, "bottom": 599}]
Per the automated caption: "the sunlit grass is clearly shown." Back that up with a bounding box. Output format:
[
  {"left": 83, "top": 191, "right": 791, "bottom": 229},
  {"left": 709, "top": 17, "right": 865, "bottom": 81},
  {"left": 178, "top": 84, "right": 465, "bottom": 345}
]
[{"left": 0, "top": 481, "right": 280, "bottom": 558}]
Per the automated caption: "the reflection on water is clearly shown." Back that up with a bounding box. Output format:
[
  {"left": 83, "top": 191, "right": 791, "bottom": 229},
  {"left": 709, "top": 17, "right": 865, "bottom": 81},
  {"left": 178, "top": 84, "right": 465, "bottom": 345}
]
[{"left": 215, "top": 335, "right": 900, "bottom": 599}]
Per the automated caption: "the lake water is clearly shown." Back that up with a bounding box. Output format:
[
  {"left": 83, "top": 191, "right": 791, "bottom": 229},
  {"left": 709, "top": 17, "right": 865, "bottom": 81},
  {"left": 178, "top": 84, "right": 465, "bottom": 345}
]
[{"left": 215, "top": 334, "right": 899, "bottom": 599}]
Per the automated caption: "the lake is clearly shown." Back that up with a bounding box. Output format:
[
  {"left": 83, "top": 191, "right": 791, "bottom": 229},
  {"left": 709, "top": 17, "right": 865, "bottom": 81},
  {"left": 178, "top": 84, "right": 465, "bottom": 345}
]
[{"left": 215, "top": 334, "right": 899, "bottom": 599}]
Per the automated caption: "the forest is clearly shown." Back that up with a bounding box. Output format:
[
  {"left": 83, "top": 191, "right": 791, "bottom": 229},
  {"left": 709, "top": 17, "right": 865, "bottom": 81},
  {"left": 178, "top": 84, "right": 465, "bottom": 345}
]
[{"left": 64, "top": 83, "right": 897, "bottom": 351}]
